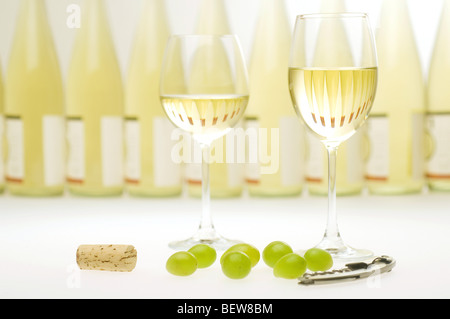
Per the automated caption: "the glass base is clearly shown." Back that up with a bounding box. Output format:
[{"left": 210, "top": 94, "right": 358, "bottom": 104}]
[
  {"left": 314, "top": 236, "right": 373, "bottom": 262},
  {"left": 169, "top": 230, "right": 241, "bottom": 251}
]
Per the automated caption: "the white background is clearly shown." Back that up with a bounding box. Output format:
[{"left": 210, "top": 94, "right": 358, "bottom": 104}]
[
  {"left": 0, "top": 0, "right": 445, "bottom": 80},
  {"left": 0, "top": 0, "right": 449, "bottom": 300}
]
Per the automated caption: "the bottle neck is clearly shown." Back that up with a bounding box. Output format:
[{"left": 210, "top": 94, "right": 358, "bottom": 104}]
[
  {"left": 17, "top": 0, "right": 49, "bottom": 33},
  {"left": 379, "top": 0, "right": 411, "bottom": 30},
  {"left": 320, "top": 0, "right": 347, "bottom": 13},
  {"left": 82, "top": 0, "right": 108, "bottom": 28},
  {"left": 261, "top": 0, "right": 288, "bottom": 18},
  {"left": 13, "top": 0, "right": 53, "bottom": 57},
  {"left": 78, "top": 0, "right": 113, "bottom": 45},
  {"left": 196, "top": 0, "right": 231, "bottom": 34},
  {"left": 433, "top": 0, "right": 450, "bottom": 54},
  {"left": 441, "top": 0, "right": 450, "bottom": 24},
  {"left": 257, "top": 0, "right": 290, "bottom": 37},
  {"left": 377, "top": 0, "right": 416, "bottom": 47},
  {"left": 140, "top": 0, "right": 169, "bottom": 33}
]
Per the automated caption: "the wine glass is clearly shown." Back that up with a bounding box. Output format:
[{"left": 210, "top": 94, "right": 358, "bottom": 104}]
[
  {"left": 289, "top": 13, "right": 378, "bottom": 260},
  {"left": 160, "top": 35, "right": 249, "bottom": 250}
]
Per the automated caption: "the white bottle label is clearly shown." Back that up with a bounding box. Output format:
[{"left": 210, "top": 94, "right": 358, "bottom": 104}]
[
  {"left": 411, "top": 114, "right": 425, "bottom": 180},
  {"left": 427, "top": 114, "right": 450, "bottom": 178},
  {"left": 6, "top": 116, "right": 24, "bottom": 183},
  {"left": 306, "top": 131, "right": 324, "bottom": 183},
  {"left": 366, "top": 114, "right": 424, "bottom": 181},
  {"left": 245, "top": 119, "right": 261, "bottom": 184},
  {"left": 346, "top": 129, "right": 364, "bottom": 183},
  {"left": 124, "top": 118, "right": 140, "bottom": 184},
  {"left": 187, "top": 128, "right": 243, "bottom": 188},
  {"left": 152, "top": 117, "right": 181, "bottom": 187},
  {"left": 0, "top": 116, "right": 4, "bottom": 184},
  {"left": 279, "top": 116, "right": 304, "bottom": 186},
  {"left": 67, "top": 118, "right": 85, "bottom": 184},
  {"left": 366, "top": 116, "right": 389, "bottom": 181},
  {"left": 185, "top": 161, "right": 202, "bottom": 186},
  {"left": 42, "top": 115, "right": 65, "bottom": 186},
  {"left": 101, "top": 117, "right": 123, "bottom": 187}
]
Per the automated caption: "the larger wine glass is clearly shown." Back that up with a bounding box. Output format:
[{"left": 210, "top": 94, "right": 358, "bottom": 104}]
[
  {"left": 160, "top": 35, "right": 249, "bottom": 250},
  {"left": 289, "top": 13, "right": 378, "bottom": 260}
]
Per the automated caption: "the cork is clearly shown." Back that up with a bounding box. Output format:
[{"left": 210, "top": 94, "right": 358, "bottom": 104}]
[{"left": 76, "top": 245, "right": 137, "bottom": 272}]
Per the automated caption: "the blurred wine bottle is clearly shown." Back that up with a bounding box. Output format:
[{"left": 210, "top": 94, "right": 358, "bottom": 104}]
[
  {"left": 305, "top": 0, "right": 366, "bottom": 196},
  {"left": 187, "top": 0, "right": 244, "bottom": 198},
  {"left": 245, "top": 0, "right": 305, "bottom": 197},
  {"left": 66, "top": 0, "right": 124, "bottom": 196},
  {"left": 426, "top": 0, "right": 450, "bottom": 192},
  {"left": 366, "top": 0, "right": 425, "bottom": 195},
  {"left": 0, "top": 59, "right": 5, "bottom": 193},
  {"left": 125, "top": 0, "right": 182, "bottom": 197},
  {"left": 5, "top": 0, "right": 65, "bottom": 196}
]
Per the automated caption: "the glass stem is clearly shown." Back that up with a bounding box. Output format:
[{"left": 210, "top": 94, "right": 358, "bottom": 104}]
[
  {"left": 325, "top": 145, "right": 341, "bottom": 242},
  {"left": 199, "top": 143, "right": 215, "bottom": 235}
]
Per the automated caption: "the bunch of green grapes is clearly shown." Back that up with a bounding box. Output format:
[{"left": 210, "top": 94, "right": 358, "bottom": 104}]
[{"left": 166, "top": 241, "right": 334, "bottom": 280}]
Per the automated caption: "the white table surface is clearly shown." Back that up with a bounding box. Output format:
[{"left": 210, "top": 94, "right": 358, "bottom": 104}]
[{"left": 0, "top": 189, "right": 449, "bottom": 299}]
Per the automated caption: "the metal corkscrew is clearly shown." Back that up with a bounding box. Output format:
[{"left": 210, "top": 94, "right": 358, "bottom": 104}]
[{"left": 298, "top": 256, "right": 396, "bottom": 285}]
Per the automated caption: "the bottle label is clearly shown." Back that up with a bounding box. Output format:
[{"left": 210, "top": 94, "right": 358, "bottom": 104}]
[
  {"left": 67, "top": 116, "right": 123, "bottom": 187},
  {"left": 101, "top": 117, "right": 124, "bottom": 187},
  {"left": 411, "top": 113, "right": 425, "bottom": 180},
  {"left": 245, "top": 117, "right": 304, "bottom": 186},
  {"left": 186, "top": 128, "right": 243, "bottom": 188},
  {"left": 6, "top": 116, "right": 24, "bottom": 183},
  {"left": 124, "top": 117, "right": 140, "bottom": 184},
  {"left": 306, "top": 132, "right": 324, "bottom": 183},
  {"left": 66, "top": 117, "right": 85, "bottom": 184},
  {"left": 5, "top": 115, "right": 64, "bottom": 186},
  {"left": 366, "top": 115, "right": 389, "bottom": 181},
  {"left": 366, "top": 113, "right": 424, "bottom": 182},
  {"left": 279, "top": 116, "right": 305, "bottom": 186},
  {"left": 0, "top": 116, "right": 4, "bottom": 184},
  {"left": 42, "top": 115, "right": 65, "bottom": 186},
  {"left": 244, "top": 119, "right": 261, "bottom": 184},
  {"left": 306, "top": 130, "right": 364, "bottom": 184},
  {"left": 346, "top": 129, "right": 364, "bottom": 183},
  {"left": 152, "top": 117, "right": 181, "bottom": 187},
  {"left": 427, "top": 114, "right": 450, "bottom": 179}
]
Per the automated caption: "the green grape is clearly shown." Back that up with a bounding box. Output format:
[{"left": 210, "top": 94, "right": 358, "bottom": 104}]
[
  {"left": 273, "top": 253, "right": 307, "bottom": 279},
  {"left": 262, "top": 241, "right": 293, "bottom": 268},
  {"left": 220, "top": 243, "right": 260, "bottom": 268},
  {"left": 221, "top": 251, "right": 252, "bottom": 280},
  {"left": 188, "top": 244, "right": 217, "bottom": 269},
  {"left": 304, "top": 248, "right": 333, "bottom": 272},
  {"left": 166, "top": 251, "right": 197, "bottom": 276}
]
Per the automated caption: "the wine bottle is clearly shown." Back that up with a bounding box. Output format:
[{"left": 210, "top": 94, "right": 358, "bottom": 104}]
[
  {"left": 0, "top": 60, "right": 5, "bottom": 193},
  {"left": 125, "top": 0, "right": 182, "bottom": 197},
  {"left": 426, "top": 0, "right": 450, "bottom": 191},
  {"left": 187, "top": 0, "right": 244, "bottom": 198},
  {"left": 366, "top": 0, "right": 425, "bottom": 194},
  {"left": 5, "top": 0, "right": 65, "bottom": 196},
  {"left": 66, "top": 0, "right": 124, "bottom": 196},
  {"left": 245, "top": 0, "right": 305, "bottom": 197},
  {"left": 304, "top": 0, "right": 366, "bottom": 196}
]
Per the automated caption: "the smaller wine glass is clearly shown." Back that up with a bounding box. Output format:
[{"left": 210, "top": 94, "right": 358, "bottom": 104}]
[{"left": 160, "top": 35, "right": 249, "bottom": 250}]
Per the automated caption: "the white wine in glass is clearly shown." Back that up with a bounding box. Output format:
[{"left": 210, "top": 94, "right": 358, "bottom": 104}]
[
  {"left": 289, "top": 13, "right": 378, "bottom": 260},
  {"left": 160, "top": 35, "right": 249, "bottom": 250}
]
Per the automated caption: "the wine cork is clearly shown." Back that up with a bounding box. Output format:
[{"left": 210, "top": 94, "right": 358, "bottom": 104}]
[{"left": 76, "top": 245, "right": 137, "bottom": 272}]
